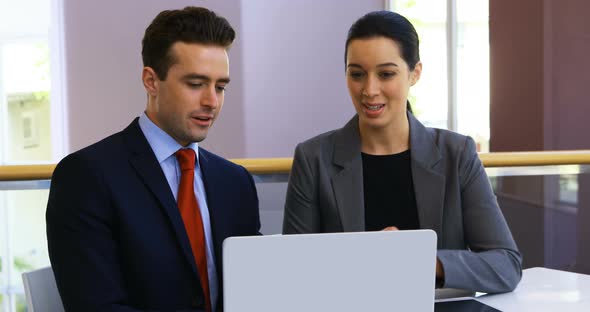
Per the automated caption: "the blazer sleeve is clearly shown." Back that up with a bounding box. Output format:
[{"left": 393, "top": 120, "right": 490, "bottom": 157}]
[
  {"left": 437, "top": 137, "right": 523, "bottom": 293},
  {"left": 46, "top": 154, "right": 166, "bottom": 312},
  {"left": 244, "top": 165, "right": 263, "bottom": 236},
  {"left": 283, "top": 143, "right": 321, "bottom": 234}
]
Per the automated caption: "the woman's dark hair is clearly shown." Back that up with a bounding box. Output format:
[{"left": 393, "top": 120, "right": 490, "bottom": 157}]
[
  {"left": 345, "top": 11, "right": 420, "bottom": 113},
  {"left": 142, "top": 6, "right": 235, "bottom": 80}
]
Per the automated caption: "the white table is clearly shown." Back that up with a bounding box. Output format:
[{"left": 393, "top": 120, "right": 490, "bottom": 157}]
[{"left": 475, "top": 267, "right": 590, "bottom": 311}]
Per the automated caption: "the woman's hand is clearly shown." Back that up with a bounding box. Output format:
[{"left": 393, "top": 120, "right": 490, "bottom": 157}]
[{"left": 380, "top": 226, "right": 445, "bottom": 284}]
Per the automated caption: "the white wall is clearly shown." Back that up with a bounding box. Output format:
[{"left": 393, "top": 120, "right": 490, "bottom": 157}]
[{"left": 63, "top": 0, "right": 383, "bottom": 158}]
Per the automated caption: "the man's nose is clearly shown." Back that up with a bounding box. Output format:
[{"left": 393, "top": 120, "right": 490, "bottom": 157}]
[{"left": 201, "top": 85, "right": 219, "bottom": 108}]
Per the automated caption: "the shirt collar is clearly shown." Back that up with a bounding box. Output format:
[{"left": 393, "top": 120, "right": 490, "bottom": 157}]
[{"left": 138, "top": 112, "right": 199, "bottom": 164}]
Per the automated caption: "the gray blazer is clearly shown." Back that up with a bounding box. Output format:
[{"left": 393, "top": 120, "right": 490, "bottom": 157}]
[{"left": 283, "top": 113, "right": 522, "bottom": 293}]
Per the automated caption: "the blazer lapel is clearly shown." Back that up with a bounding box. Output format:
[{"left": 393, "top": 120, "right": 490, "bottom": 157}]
[
  {"left": 408, "top": 113, "right": 445, "bottom": 247},
  {"left": 196, "top": 149, "right": 224, "bottom": 277},
  {"left": 332, "top": 116, "right": 365, "bottom": 232},
  {"left": 123, "top": 119, "right": 199, "bottom": 277}
]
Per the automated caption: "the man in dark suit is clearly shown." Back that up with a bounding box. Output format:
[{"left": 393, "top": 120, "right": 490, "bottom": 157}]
[{"left": 46, "top": 7, "right": 260, "bottom": 311}]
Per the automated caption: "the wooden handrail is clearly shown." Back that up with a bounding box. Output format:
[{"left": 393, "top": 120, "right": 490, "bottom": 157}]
[
  {"left": 2, "top": 151, "right": 590, "bottom": 181},
  {"left": 477, "top": 150, "right": 590, "bottom": 167},
  {"left": 1, "top": 164, "right": 56, "bottom": 181}
]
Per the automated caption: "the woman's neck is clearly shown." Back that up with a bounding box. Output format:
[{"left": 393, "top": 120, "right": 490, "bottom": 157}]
[{"left": 359, "top": 114, "right": 410, "bottom": 155}]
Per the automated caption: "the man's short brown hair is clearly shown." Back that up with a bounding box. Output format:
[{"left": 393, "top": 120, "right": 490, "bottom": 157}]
[{"left": 142, "top": 6, "right": 235, "bottom": 80}]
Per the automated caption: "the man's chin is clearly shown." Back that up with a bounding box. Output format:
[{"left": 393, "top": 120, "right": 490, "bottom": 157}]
[
  {"left": 174, "top": 132, "right": 208, "bottom": 146},
  {"left": 190, "top": 132, "right": 208, "bottom": 143}
]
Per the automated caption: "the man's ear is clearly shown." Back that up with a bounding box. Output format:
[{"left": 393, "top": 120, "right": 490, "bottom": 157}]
[
  {"left": 142, "top": 67, "right": 159, "bottom": 96},
  {"left": 410, "top": 61, "right": 422, "bottom": 86}
]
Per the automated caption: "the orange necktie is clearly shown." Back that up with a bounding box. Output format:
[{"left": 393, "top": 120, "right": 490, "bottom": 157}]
[{"left": 176, "top": 148, "right": 211, "bottom": 312}]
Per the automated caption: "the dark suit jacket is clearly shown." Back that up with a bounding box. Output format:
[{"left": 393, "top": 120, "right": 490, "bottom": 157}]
[
  {"left": 46, "top": 118, "right": 260, "bottom": 311},
  {"left": 283, "top": 113, "right": 522, "bottom": 293}
]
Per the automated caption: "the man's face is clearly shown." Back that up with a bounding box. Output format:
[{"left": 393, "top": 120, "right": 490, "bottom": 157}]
[{"left": 145, "top": 42, "right": 230, "bottom": 146}]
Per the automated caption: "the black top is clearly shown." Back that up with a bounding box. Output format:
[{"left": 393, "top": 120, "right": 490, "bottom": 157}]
[{"left": 361, "top": 150, "right": 420, "bottom": 231}]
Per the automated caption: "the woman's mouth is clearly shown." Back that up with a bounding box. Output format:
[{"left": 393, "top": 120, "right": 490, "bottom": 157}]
[
  {"left": 364, "top": 103, "right": 384, "bottom": 111},
  {"left": 362, "top": 103, "right": 385, "bottom": 117}
]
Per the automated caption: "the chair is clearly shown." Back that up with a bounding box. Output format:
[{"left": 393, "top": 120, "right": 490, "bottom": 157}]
[{"left": 22, "top": 266, "right": 64, "bottom": 312}]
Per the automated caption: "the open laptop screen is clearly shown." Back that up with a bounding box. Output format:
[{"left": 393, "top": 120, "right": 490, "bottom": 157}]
[{"left": 223, "top": 230, "right": 437, "bottom": 312}]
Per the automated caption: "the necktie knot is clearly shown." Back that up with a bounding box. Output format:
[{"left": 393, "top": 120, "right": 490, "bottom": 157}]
[{"left": 176, "top": 148, "right": 196, "bottom": 172}]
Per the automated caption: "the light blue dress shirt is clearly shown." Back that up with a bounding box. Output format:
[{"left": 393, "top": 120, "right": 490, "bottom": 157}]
[{"left": 138, "top": 112, "right": 218, "bottom": 310}]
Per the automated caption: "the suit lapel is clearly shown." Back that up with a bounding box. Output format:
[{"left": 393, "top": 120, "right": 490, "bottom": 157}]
[
  {"left": 332, "top": 116, "right": 365, "bottom": 232},
  {"left": 408, "top": 113, "right": 445, "bottom": 247},
  {"left": 331, "top": 114, "right": 446, "bottom": 240},
  {"left": 196, "top": 149, "right": 224, "bottom": 277},
  {"left": 123, "top": 119, "right": 199, "bottom": 277}
]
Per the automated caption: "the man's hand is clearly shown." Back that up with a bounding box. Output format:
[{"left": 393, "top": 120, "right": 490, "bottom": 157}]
[
  {"left": 436, "top": 258, "right": 444, "bottom": 279},
  {"left": 381, "top": 226, "right": 399, "bottom": 231}
]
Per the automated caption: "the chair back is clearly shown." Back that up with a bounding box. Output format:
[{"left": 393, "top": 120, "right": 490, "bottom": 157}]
[{"left": 22, "top": 266, "right": 64, "bottom": 312}]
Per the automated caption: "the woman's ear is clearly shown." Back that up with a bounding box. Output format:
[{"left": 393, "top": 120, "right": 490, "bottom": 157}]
[{"left": 410, "top": 62, "right": 422, "bottom": 86}]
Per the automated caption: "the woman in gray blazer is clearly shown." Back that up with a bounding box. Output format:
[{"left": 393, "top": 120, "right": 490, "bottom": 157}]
[{"left": 282, "top": 10, "right": 522, "bottom": 294}]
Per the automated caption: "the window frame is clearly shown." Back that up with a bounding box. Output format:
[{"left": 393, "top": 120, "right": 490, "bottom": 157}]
[
  {"left": 386, "top": 0, "right": 459, "bottom": 132},
  {"left": 0, "top": 0, "right": 66, "bottom": 166},
  {"left": 0, "top": 0, "right": 66, "bottom": 310}
]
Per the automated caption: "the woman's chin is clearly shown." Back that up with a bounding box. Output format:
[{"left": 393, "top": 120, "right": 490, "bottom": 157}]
[{"left": 359, "top": 116, "right": 390, "bottom": 130}]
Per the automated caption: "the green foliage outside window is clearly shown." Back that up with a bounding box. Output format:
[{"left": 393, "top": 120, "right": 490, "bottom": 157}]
[
  {"left": 32, "top": 44, "right": 50, "bottom": 104},
  {"left": 13, "top": 256, "right": 34, "bottom": 272},
  {"left": 0, "top": 257, "right": 3, "bottom": 307},
  {"left": 16, "top": 294, "right": 27, "bottom": 311},
  {"left": 0, "top": 255, "right": 34, "bottom": 311}
]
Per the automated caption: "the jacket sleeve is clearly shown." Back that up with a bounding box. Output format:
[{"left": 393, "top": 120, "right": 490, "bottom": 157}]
[
  {"left": 282, "top": 143, "right": 321, "bottom": 234},
  {"left": 437, "top": 136, "right": 523, "bottom": 293},
  {"left": 243, "top": 165, "right": 262, "bottom": 236},
  {"left": 46, "top": 154, "right": 151, "bottom": 311}
]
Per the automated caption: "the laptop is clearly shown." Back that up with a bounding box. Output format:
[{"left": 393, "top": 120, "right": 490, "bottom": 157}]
[{"left": 223, "top": 230, "right": 437, "bottom": 312}]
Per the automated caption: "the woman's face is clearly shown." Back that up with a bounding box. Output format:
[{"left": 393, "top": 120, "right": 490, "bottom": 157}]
[{"left": 346, "top": 36, "right": 421, "bottom": 130}]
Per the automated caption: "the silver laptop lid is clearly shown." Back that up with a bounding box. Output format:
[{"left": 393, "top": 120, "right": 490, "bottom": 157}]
[{"left": 223, "top": 230, "right": 437, "bottom": 312}]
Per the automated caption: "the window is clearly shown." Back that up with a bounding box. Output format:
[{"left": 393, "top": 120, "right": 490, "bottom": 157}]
[
  {"left": 2, "top": 43, "right": 52, "bottom": 163},
  {"left": 0, "top": 0, "right": 65, "bottom": 311},
  {"left": 388, "top": 0, "right": 490, "bottom": 152}
]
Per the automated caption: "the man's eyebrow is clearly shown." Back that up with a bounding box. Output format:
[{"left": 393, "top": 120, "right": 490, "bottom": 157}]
[
  {"left": 217, "top": 77, "right": 231, "bottom": 84},
  {"left": 182, "top": 73, "right": 230, "bottom": 84},
  {"left": 182, "top": 73, "right": 210, "bottom": 81}
]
